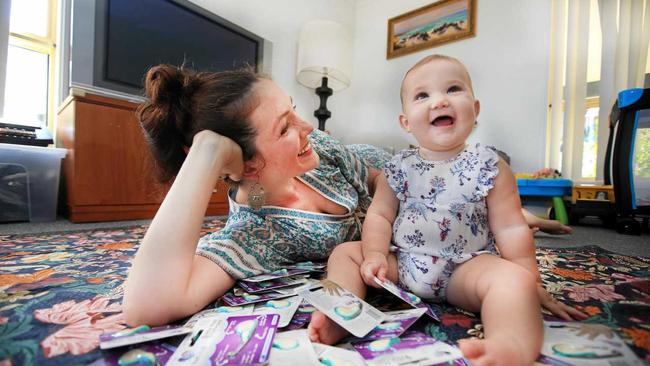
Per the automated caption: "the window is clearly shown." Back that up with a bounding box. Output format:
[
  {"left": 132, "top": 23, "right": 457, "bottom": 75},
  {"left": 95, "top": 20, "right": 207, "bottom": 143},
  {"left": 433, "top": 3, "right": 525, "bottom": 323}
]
[
  {"left": 547, "top": 0, "right": 650, "bottom": 183},
  {"left": 1, "top": 0, "right": 57, "bottom": 128}
]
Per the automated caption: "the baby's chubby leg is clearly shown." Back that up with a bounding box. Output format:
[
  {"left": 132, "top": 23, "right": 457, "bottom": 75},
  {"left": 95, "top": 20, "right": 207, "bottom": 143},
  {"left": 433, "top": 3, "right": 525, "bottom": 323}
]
[
  {"left": 446, "top": 254, "right": 542, "bottom": 366},
  {"left": 308, "top": 241, "right": 398, "bottom": 345}
]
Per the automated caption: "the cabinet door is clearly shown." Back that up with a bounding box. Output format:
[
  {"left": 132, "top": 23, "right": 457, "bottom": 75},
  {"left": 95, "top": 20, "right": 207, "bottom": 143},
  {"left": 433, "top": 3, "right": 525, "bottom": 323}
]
[{"left": 74, "top": 100, "right": 164, "bottom": 205}]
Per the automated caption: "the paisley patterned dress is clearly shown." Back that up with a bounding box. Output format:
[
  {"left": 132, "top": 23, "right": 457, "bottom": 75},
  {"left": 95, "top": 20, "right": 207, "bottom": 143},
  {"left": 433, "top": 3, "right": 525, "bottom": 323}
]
[
  {"left": 196, "top": 130, "right": 392, "bottom": 279},
  {"left": 384, "top": 143, "right": 500, "bottom": 301}
]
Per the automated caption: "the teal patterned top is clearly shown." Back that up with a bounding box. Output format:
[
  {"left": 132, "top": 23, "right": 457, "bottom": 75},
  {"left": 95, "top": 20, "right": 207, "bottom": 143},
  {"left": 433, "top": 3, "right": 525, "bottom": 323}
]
[{"left": 196, "top": 130, "right": 392, "bottom": 279}]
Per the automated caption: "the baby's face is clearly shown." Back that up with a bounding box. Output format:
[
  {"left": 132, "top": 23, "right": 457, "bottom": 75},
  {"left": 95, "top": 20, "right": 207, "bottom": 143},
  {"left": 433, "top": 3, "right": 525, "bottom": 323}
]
[{"left": 400, "top": 59, "right": 480, "bottom": 159}]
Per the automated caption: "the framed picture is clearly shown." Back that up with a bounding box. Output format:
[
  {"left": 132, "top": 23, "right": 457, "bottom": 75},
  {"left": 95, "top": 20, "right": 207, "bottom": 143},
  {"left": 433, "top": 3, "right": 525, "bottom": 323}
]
[{"left": 387, "top": 0, "right": 476, "bottom": 59}]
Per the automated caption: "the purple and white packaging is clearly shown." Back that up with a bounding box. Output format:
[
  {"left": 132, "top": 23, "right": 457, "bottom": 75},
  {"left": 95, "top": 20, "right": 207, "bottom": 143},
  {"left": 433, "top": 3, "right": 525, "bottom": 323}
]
[
  {"left": 299, "top": 282, "right": 386, "bottom": 338},
  {"left": 272, "top": 278, "right": 323, "bottom": 296},
  {"left": 353, "top": 308, "right": 427, "bottom": 342},
  {"left": 241, "top": 268, "right": 311, "bottom": 283},
  {"left": 312, "top": 343, "right": 367, "bottom": 366},
  {"left": 167, "top": 317, "right": 229, "bottom": 365},
  {"left": 99, "top": 325, "right": 192, "bottom": 350},
  {"left": 237, "top": 275, "right": 309, "bottom": 293},
  {"left": 281, "top": 300, "right": 315, "bottom": 330},
  {"left": 222, "top": 290, "right": 292, "bottom": 306},
  {"left": 251, "top": 295, "right": 301, "bottom": 327},
  {"left": 208, "top": 314, "right": 280, "bottom": 366},
  {"left": 539, "top": 320, "right": 644, "bottom": 366},
  {"left": 184, "top": 304, "right": 255, "bottom": 328},
  {"left": 268, "top": 329, "right": 320, "bottom": 365},
  {"left": 98, "top": 342, "right": 176, "bottom": 366},
  {"left": 352, "top": 331, "right": 462, "bottom": 366},
  {"left": 373, "top": 277, "right": 439, "bottom": 321}
]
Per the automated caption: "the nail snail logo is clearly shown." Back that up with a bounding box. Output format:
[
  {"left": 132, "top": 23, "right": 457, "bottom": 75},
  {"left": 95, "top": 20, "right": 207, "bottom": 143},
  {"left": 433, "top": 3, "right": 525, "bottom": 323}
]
[
  {"left": 376, "top": 321, "right": 401, "bottom": 331},
  {"left": 118, "top": 349, "right": 157, "bottom": 365},
  {"left": 216, "top": 306, "right": 240, "bottom": 313},
  {"left": 265, "top": 299, "right": 291, "bottom": 309},
  {"left": 272, "top": 338, "right": 300, "bottom": 351},
  {"left": 334, "top": 300, "right": 363, "bottom": 321},
  {"left": 368, "top": 337, "right": 401, "bottom": 352},
  {"left": 319, "top": 355, "right": 355, "bottom": 366}
]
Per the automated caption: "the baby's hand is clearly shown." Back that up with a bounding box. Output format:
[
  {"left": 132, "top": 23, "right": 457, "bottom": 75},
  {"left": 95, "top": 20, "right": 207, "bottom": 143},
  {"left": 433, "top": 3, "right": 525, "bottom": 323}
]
[{"left": 360, "top": 251, "right": 388, "bottom": 288}]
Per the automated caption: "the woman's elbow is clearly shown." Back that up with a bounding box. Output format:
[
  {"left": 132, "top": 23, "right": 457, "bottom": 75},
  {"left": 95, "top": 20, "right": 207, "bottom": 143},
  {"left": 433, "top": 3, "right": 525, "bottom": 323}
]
[{"left": 121, "top": 295, "right": 177, "bottom": 327}]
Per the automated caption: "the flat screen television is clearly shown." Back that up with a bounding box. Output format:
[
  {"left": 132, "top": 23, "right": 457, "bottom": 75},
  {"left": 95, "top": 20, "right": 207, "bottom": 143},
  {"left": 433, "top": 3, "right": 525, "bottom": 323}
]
[{"left": 88, "top": 0, "right": 266, "bottom": 96}]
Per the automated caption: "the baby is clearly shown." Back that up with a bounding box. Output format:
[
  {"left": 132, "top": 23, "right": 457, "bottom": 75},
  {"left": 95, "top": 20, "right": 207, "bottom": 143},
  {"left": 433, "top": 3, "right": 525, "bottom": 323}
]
[{"left": 309, "top": 55, "right": 543, "bottom": 365}]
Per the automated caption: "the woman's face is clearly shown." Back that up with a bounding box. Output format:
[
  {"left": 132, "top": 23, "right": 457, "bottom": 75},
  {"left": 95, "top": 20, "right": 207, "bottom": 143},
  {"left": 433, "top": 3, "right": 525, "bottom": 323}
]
[{"left": 247, "top": 79, "right": 319, "bottom": 180}]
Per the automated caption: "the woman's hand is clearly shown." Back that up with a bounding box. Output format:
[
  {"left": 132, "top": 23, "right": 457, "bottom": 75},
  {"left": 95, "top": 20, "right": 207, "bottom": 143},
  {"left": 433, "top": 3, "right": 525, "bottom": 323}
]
[
  {"left": 191, "top": 130, "right": 244, "bottom": 182},
  {"left": 360, "top": 251, "right": 389, "bottom": 288},
  {"left": 537, "top": 283, "right": 589, "bottom": 321}
]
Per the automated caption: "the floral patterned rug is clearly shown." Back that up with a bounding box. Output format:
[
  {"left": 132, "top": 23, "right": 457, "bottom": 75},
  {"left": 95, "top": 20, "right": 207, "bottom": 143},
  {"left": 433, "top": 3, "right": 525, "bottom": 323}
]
[{"left": 1, "top": 219, "right": 648, "bottom": 365}]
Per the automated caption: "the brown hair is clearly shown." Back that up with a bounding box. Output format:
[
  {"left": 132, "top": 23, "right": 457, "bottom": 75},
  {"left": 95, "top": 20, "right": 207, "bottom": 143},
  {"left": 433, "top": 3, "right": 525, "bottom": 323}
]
[
  {"left": 399, "top": 54, "right": 474, "bottom": 107},
  {"left": 137, "top": 64, "right": 264, "bottom": 183}
]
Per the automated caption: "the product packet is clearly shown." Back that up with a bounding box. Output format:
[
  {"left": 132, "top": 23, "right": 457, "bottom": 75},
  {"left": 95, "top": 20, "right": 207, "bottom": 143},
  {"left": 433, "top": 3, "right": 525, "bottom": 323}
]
[
  {"left": 351, "top": 331, "right": 463, "bottom": 366},
  {"left": 373, "top": 276, "right": 439, "bottom": 320},
  {"left": 251, "top": 295, "right": 301, "bottom": 327},
  {"left": 222, "top": 289, "right": 292, "bottom": 306},
  {"left": 312, "top": 343, "right": 367, "bottom": 366},
  {"left": 184, "top": 304, "right": 255, "bottom": 328},
  {"left": 99, "top": 325, "right": 192, "bottom": 350},
  {"left": 237, "top": 275, "right": 309, "bottom": 294},
  {"left": 267, "top": 329, "right": 320, "bottom": 365},
  {"left": 241, "top": 268, "right": 311, "bottom": 283},
  {"left": 298, "top": 279, "right": 386, "bottom": 338},
  {"left": 537, "top": 321, "right": 643, "bottom": 365},
  {"left": 167, "top": 314, "right": 280, "bottom": 366},
  {"left": 351, "top": 308, "right": 427, "bottom": 342}
]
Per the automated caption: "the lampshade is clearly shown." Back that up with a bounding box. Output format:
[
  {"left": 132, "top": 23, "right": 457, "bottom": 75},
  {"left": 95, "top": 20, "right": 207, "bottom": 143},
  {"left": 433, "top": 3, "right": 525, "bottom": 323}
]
[{"left": 296, "top": 20, "right": 352, "bottom": 92}]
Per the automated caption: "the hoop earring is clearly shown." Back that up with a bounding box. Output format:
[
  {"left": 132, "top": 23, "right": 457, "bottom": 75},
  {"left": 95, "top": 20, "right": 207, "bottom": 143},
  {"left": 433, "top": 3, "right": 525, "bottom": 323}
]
[{"left": 248, "top": 181, "right": 266, "bottom": 210}]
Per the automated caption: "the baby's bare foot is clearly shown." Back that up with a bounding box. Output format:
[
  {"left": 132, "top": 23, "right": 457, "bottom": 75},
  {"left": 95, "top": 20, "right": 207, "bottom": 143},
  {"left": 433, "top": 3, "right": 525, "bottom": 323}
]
[
  {"left": 459, "top": 337, "right": 534, "bottom": 366},
  {"left": 307, "top": 310, "right": 349, "bottom": 345}
]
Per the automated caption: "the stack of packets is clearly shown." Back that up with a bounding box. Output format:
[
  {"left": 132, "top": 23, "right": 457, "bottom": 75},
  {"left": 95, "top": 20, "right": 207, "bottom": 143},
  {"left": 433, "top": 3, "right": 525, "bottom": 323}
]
[
  {"left": 94, "top": 261, "right": 471, "bottom": 365},
  {"left": 536, "top": 321, "right": 643, "bottom": 365}
]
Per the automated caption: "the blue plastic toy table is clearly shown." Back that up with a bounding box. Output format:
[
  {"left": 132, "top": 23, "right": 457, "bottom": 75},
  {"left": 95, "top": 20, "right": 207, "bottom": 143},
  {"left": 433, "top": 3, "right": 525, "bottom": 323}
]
[{"left": 517, "top": 179, "right": 573, "bottom": 225}]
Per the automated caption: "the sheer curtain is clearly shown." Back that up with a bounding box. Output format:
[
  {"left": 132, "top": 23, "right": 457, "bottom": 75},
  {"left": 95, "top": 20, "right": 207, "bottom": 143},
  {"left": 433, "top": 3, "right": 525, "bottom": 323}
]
[
  {"left": 0, "top": 0, "right": 10, "bottom": 118},
  {"left": 547, "top": 0, "right": 650, "bottom": 182}
]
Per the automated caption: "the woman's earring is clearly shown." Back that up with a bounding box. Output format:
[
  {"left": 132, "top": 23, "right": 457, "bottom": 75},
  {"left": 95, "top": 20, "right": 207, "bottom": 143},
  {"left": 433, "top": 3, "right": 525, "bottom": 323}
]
[
  {"left": 474, "top": 120, "right": 478, "bottom": 127},
  {"left": 248, "top": 181, "right": 266, "bottom": 210}
]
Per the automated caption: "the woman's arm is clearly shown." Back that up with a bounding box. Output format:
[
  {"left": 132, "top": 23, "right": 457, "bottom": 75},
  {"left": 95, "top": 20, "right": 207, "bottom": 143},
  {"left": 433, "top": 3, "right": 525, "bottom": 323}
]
[
  {"left": 367, "top": 167, "right": 382, "bottom": 196},
  {"left": 122, "top": 131, "right": 242, "bottom": 326}
]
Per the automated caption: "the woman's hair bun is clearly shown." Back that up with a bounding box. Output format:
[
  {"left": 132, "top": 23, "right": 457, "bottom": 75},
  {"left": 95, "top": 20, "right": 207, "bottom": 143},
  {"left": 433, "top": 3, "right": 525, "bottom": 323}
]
[{"left": 144, "top": 64, "right": 190, "bottom": 107}]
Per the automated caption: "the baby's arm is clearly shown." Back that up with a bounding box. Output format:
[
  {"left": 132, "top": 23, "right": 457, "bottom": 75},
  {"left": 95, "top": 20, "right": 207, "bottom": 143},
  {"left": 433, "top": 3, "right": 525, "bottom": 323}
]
[
  {"left": 486, "top": 160, "right": 539, "bottom": 279},
  {"left": 487, "top": 162, "right": 588, "bottom": 320},
  {"left": 361, "top": 174, "right": 399, "bottom": 287}
]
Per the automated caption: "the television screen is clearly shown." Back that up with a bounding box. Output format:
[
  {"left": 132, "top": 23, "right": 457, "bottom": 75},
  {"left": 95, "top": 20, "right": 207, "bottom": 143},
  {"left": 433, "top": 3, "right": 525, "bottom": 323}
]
[{"left": 93, "top": 0, "right": 262, "bottom": 95}]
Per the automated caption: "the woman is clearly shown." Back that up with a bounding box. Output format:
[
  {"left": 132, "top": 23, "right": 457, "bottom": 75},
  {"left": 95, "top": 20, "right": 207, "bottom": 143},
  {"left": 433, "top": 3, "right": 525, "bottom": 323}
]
[{"left": 123, "top": 65, "right": 584, "bottom": 326}]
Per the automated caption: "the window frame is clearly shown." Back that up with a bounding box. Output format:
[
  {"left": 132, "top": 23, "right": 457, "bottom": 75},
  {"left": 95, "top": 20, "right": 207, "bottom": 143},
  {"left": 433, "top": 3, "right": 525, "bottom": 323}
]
[{"left": 5, "top": 0, "right": 58, "bottom": 129}]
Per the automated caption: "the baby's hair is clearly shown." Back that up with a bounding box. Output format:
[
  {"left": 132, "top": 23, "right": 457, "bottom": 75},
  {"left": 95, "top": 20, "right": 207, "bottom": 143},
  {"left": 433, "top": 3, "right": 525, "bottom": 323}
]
[{"left": 399, "top": 54, "right": 474, "bottom": 107}]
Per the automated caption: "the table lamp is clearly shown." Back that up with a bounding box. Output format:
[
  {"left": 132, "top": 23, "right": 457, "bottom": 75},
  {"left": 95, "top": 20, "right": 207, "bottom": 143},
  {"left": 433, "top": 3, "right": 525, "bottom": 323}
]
[{"left": 296, "top": 20, "right": 352, "bottom": 131}]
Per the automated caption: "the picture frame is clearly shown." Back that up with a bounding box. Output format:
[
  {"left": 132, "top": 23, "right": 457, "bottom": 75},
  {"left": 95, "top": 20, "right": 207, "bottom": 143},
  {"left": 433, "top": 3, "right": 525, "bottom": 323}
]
[{"left": 387, "top": 0, "right": 476, "bottom": 60}]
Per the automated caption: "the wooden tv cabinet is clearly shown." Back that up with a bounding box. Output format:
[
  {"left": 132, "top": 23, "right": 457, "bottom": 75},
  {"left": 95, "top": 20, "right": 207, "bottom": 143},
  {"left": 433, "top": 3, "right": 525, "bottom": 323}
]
[{"left": 56, "top": 90, "right": 228, "bottom": 222}]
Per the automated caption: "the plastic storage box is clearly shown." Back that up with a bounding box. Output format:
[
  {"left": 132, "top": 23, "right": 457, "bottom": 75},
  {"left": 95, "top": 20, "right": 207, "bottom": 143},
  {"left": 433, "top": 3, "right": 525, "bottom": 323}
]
[{"left": 0, "top": 143, "right": 67, "bottom": 222}]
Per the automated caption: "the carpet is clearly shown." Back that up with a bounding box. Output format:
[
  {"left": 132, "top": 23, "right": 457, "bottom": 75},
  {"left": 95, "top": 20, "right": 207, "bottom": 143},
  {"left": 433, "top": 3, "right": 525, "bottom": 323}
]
[{"left": 0, "top": 219, "right": 648, "bottom": 365}]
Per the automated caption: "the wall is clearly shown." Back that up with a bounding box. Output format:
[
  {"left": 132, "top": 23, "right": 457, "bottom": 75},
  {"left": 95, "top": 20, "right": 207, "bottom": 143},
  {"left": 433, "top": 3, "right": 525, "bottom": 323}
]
[
  {"left": 334, "top": 0, "right": 552, "bottom": 173},
  {"left": 186, "top": 0, "right": 356, "bottom": 134},
  {"left": 67, "top": 0, "right": 551, "bottom": 173}
]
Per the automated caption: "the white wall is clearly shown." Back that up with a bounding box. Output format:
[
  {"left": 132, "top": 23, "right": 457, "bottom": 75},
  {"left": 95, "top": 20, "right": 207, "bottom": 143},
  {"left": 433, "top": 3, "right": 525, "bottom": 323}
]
[
  {"left": 331, "top": 0, "right": 552, "bottom": 173},
  {"left": 187, "top": 0, "right": 356, "bottom": 134},
  {"left": 70, "top": 0, "right": 552, "bottom": 173}
]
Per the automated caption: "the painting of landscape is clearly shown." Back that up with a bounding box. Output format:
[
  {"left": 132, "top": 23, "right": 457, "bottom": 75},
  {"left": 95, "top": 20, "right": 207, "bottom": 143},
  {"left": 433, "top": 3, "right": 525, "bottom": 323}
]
[{"left": 387, "top": 0, "right": 476, "bottom": 59}]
